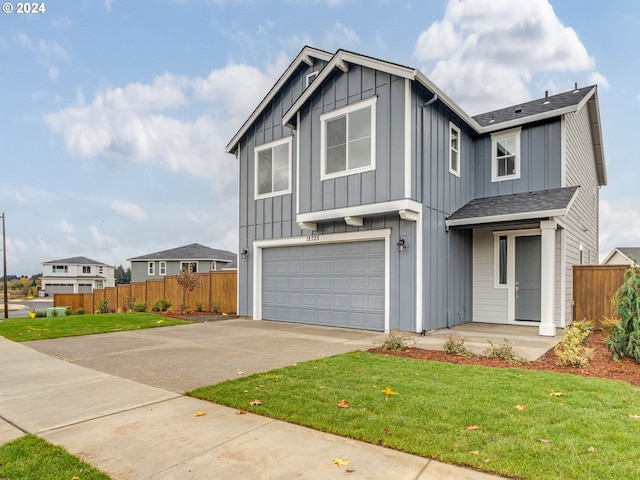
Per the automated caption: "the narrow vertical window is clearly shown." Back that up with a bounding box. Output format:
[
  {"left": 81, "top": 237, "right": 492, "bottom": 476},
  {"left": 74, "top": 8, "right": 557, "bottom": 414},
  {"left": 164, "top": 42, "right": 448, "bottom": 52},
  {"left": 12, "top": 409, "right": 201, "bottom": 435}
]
[
  {"left": 499, "top": 236, "right": 507, "bottom": 285},
  {"left": 255, "top": 137, "right": 292, "bottom": 199},
  {"left": 491, "top": 127, "right": 521, "bottom": 182},
  {"left": 159, "top": 262, "right": 166, "bottom": 275},
  {"left": 148, "top": 262, "right": 155, "bottom": 275},
  {"left": 449, "top": 123, "right": 461, "bottom": 176}
]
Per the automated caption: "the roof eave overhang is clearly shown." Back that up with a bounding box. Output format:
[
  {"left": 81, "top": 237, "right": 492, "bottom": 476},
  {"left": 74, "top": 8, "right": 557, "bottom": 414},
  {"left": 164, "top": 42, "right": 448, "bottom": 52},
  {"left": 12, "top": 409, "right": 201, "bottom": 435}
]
[
  {"left": 445, "top": 208, "right": 567, "bottom": 228},
  {"left": 225, "top": 46, "right": 333, "bottom": 155}
]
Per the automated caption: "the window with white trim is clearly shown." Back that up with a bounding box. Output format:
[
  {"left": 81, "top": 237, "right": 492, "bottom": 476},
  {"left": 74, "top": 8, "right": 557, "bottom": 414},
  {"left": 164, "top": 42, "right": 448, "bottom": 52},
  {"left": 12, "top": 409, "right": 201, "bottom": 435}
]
[
  {"left": 255, "top": 137, "right": 292, "bottom": 199},
  {"left": 211, "top": 261, "right": 217, "bottom": 271},
  {"left": 449, "top": 123, "right": 461, "bottom": 176},
  {"left": 491, "top": 127, "right": 521, "bottom": 182},
  {"left": 181, "top": 262, "right": 197, "bottom": 273},
  {"left": 52, "top": 265, "right": 68, "bottom": 273},
  {"left": 321, "top": 96, "right": 376, "bottom": 180},
  {"left": 82, "top": 266, "right": 91, "bottom": 274},
  {"left": 148, "top": 262, "right": 154, "bottom": 275},
  {"left": 159, "top": 262, "right": 166, "bottom": 275}
]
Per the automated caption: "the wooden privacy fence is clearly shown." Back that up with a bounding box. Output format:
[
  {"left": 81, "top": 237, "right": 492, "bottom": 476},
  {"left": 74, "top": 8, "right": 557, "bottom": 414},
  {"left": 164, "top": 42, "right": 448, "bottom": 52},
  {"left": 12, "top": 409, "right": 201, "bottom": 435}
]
[
  {"left": 573, "top": 265, "right": 628, "bottom": 328},
  {"left": 54, "top": 270, "right": 237, "bottom": 314}
]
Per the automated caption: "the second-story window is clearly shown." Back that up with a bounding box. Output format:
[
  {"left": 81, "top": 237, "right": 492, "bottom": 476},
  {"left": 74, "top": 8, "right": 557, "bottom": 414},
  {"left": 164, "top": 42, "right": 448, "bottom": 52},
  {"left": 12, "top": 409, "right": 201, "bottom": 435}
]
[
  {"left": 491, "top": 127, "right": 521, "bottom": 182},
  {"left": 82, "top": 266, "right": 91, "bottom": 274},
  {"left": 449, "top": 123, "right": 461, "bottom": 176},
  {"left": 255, "top": 136, "right": 292, "bottom": 199},
  {"left": 148, "top": 262, "right": 154, "bottom": 275},
  {"left": 159, "top": 262, "right": 166, "bottom": 275},
  {"left": 321, "top": 96, "right": 377, "bottom": 180},
  {"left": 53, "top": 265, "right": 68, "bottom": 273},
  {"left": 181, "top": 262, "right": 198, "bottom": 273}
]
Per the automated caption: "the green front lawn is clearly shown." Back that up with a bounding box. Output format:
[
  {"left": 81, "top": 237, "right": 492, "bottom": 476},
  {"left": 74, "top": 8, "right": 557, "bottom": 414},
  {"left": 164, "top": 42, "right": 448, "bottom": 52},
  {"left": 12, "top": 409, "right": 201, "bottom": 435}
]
[
  {"left": 0, "top": 312, "right": 193, "bottom": 342},
  {"left": 189, "top": 351, "right": 640, "bottom": 480},
  {"left": 0, "top": 435, "right": 110, "bottom": 479}
]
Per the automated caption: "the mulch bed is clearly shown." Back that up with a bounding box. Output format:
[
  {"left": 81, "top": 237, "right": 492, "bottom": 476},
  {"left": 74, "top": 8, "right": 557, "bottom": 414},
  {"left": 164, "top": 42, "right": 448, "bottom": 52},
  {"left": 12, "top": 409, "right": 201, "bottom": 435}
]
[{"left": 370, "top": 331, "right": 640, "bottom": 388}]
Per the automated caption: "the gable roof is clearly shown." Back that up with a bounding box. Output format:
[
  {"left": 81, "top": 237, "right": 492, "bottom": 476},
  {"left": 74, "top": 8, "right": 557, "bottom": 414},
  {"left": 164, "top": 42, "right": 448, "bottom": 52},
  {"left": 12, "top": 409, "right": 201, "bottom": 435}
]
[
  {"left": 127, "top": 243, "right": 236, "bottom": 262},
  {"left": 43, "top": 256, "right": 109, "bottom": 266},
  {"left": 602, "top": 247, "right": 640, "bottom": 265},
  {"left": 445, "top": 186, "right": 579, "bottom": 228},
  {"left": 227, "top": 46, "right": 607, "bottom": 185},
  {"left": 225, "top": 46, "right": 333, "bottom": 155}
]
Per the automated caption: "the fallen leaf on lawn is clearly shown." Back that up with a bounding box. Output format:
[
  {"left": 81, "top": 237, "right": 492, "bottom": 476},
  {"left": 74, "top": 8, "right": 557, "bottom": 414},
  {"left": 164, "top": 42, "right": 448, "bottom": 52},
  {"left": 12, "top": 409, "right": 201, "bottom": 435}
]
[
  {"left": 236, "top": 409, "right": 248, "bottom": 415},
  {"left": 71, "top": 477, "right": 81, "bottom": 480},
  {"left": 243, "top": 389, "right": 249, "bottom": 393},
  {"left": 515, "top": 405, "right": 526, "bottom": 411},
  {"left": 589, "top": 446, "right": 596, "bottom": 453},
  {"left": 484, "top": 458, "right": 491, "bottom": 463},
  {"left": 337, "top": 399, "right": 350, "bottom": 408},
  {"left": 236, "top": 371, "right": 245, "bottom": 375},
  {"left": 538, "top": 438, "right": 552, "bottom": 443},
  {"left": 292, "top": 363, "right": 298, "bottom": 366},
  {"left": 250, "top": 399, "right": 262, "bottom": 406},
  {"left": 548, "top": 392, "right": 564, "bottom": 397},
  {"left": 332, "top": 457, "right": 351, "bottom": 466},
  {"left": 469, "top": 450, "right": 479, "bottom": 455},
  {"left": 319, "top": 385, "right": 326, "bottom": 389},
  {"left": 195, "top": 411, "right": 207, "bottom": 417},
  {"left": 383, "top": 428, "right": 391, "bottom": 434},
  {"left": 156, "top": 320, "right": 163, "bottom": 324},
  {"left": 381, "top": 387, "right": 398, "bottom": 396},
  {"left": 629, "top": 414, "right": 640, "bottom": 419},
  {"left": 467, "top": 424, "right": 479, "bottom": 431}
]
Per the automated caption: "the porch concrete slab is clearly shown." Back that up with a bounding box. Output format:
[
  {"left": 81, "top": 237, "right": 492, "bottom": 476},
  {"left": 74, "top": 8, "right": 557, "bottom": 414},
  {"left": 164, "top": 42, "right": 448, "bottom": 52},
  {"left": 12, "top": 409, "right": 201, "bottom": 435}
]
[{"left": 413, "top": 323, "right": 562, "bottom": 361}]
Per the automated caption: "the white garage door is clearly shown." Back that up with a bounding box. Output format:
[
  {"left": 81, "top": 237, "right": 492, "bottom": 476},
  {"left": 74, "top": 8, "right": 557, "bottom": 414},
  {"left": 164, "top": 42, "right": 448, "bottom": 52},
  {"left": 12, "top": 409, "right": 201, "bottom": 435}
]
[{"left": 262, "top": 241, "right": 385, "bottom": 331}]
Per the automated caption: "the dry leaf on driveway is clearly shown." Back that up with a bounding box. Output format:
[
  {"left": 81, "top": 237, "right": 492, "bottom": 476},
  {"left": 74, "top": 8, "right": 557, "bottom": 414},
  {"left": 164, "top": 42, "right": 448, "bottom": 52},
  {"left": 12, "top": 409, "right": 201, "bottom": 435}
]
[
  {"left": 195, "top": 411, "right": 206, "bottom": 417},
  {"left": 236, "top": 409, "right": 248, "bottom": 415},
  {"left": 332, "top": 457, "right": 351, "bottom": 466}
]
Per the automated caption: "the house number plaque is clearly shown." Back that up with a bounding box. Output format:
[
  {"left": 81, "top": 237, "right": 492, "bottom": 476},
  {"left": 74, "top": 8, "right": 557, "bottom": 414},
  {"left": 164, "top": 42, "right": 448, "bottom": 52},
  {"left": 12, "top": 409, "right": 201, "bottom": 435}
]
[{"left": 306, "top": 234, "right": 320, "bottom": 242}]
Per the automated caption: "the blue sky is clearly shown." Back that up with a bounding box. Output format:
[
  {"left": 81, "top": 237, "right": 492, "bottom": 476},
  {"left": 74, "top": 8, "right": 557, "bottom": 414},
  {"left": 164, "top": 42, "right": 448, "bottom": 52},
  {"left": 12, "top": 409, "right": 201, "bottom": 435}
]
[{"left": 1, "top": 0, "right": 638, "bottom": 275}]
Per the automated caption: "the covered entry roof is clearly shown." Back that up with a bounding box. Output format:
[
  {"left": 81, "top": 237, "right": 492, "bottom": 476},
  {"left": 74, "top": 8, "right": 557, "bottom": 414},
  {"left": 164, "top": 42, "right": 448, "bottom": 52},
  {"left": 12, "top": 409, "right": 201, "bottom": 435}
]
[{"left": 445, "top": 186, "right": 579, "bottom": 228}]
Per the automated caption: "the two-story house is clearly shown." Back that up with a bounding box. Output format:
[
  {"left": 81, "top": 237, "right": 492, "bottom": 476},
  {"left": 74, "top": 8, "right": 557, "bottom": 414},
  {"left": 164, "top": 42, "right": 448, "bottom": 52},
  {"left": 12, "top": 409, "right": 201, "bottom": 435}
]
[
  {"left": 227, "top": 47, "right": 606, "bottom": 336},
  {"left": 128, "top": 243, "right": 236, "bottom": 283},
  {"left": 41, "top": 256, "right": 115, "bottom": 295}
]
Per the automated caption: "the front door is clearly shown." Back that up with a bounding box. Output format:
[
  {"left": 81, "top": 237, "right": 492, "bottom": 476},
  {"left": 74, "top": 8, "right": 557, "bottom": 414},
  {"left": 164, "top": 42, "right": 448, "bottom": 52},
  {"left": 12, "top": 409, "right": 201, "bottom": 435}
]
[{"left": 515, "top": 235, "right": 541, "bottom": 322}]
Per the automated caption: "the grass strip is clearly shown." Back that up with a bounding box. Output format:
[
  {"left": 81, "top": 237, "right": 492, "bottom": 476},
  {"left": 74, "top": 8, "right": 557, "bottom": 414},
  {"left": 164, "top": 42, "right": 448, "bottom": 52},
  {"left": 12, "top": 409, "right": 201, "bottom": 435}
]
[
  {"left": 0, "top": 435, "right": 110, "bottom": 479},
  {"left": 0, "top": 312, "right": 193, "bottom": 342},
  {"left": 189, "top": 351, "right": 640, "bottom": 480}
]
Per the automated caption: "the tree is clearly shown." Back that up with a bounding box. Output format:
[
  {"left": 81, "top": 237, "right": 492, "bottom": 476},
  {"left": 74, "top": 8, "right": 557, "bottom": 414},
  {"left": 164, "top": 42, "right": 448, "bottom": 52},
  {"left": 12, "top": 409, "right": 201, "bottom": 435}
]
[
  {"left": 115, "top": 265, "right": 131, "bottom": 285},
  {"left": 607, "top": 265, "right": 640, "bottom": 362},
  {"left": 175, "top": 269, "right": 201, "bottom": 312}
]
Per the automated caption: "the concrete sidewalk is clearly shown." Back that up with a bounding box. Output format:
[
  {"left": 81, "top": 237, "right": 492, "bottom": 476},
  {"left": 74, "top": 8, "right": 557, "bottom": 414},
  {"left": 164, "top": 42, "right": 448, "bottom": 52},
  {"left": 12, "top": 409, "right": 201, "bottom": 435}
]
[{"left": 0, "top": 320, "right": 553, "bottom": 479}]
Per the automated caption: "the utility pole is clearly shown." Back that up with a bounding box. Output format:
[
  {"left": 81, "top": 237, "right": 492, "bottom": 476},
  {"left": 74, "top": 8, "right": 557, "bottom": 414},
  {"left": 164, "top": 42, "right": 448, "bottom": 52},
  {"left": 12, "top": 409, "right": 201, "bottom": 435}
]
[{"left": 2, "top": 213, "right": 7, "bottom": 319}]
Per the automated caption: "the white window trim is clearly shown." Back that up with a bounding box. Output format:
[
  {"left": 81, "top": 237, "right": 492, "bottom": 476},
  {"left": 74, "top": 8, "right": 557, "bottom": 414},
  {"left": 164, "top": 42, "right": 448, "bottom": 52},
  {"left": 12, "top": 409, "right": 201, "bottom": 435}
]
[
  {"left": 320, "top": 96, "right": 377, "bottom": 181},
  {"left": 148, "top": 262, "right": 154, "bottom": 276},
  {"left": 254, "top": 136, "right": 293, "bottom": 200},
  {"left": 159, "top": 261, "right": 166, "bottom": 276},
  {"left": 449, "top": 122, "right": 461, "bottom": 177},
  {"left": 491, "top": 127, "right": 521, "bottom": 182},
  {"left": 181, "top": 261, "right": 198, "bottom": 273}
]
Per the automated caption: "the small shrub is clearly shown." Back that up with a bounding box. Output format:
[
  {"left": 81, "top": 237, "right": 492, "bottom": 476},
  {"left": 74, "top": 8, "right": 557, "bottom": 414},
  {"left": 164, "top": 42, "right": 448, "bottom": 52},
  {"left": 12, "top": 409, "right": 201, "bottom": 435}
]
[
  {"left": 34, "top": 310, "right": 46, "bottom": 318},
  {"left": 50, "top": 309, "right": 58, "bottom": 317},
  {"left": 554, "top": 320, "right": 594, "bottom": 367},
  {"left": 96, "top": 299, "right": 109, "bottom": 314},
  {"left": 196, "top": 301, "right": 204, "bottom": 312},
  {"left": 211, "top": 301, "right": 221, "bottom": 314},
  {"left": 65, "top": 308, "right": 72, "bottom": 316},
  {"left": 442, "top": 334, "right": 477, "bottom": 357},
  {"left": 483, "top": 339, "right": 527, "bottom": 364},
  {"left": 600, "top": 316, "right": 619, "bottom": 335},
  {"left": 607, "top": 265, "right": 640, "bottom": 362},
  {"left": 75, "top": 308, "right": 85, "bottom": 315},
  {"left": 151, "top": 298, "right": 171, "bottom": 312},
  {"left": 382, "top": 330, "right": 416, "bottom": 351},
  {"left": 132, "top": 301, "right": 147, "bottom": 313}
]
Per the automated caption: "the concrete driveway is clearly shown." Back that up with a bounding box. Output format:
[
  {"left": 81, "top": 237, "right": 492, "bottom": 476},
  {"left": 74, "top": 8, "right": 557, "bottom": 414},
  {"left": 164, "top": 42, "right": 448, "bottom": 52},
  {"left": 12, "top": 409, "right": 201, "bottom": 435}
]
[{"left": 25, "top": 318, "right": 388, "bottom": 393}]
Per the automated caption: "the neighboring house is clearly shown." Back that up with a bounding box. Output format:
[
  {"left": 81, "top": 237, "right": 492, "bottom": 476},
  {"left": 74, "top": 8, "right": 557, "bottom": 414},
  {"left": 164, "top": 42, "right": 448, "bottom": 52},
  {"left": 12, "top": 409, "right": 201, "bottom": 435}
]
[
  {"left": 41, "top": 256, "right": 115, "bottom": 295},
  {"left": 227, "top": 46, "right": 606, "bottom": 336},
  {"left": 601, "top": 248, "right": 640, "bottom": 266},
  {"left": 128, "top": 243, "right": 236, "bottom": 283}
]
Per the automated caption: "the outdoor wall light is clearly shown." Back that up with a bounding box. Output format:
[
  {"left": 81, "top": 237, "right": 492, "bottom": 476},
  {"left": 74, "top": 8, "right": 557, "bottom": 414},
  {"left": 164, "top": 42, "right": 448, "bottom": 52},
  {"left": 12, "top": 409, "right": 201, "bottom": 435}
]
[
  {"left": 396, "top": 238, "right": 405, "bottom": 252},
  {"left": 241, "top": 247, "right": 249, "bottom": 260}
]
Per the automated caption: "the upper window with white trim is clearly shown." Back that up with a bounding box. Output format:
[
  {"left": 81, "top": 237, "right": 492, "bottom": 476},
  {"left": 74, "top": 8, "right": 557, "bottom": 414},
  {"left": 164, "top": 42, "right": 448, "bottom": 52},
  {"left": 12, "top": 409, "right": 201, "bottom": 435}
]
[
  {"left": 449, "top": 123, "right": 461, "bottom": 176},
  {"left": 321, "top": 96, "right": 377, "bottom": 180},
  {"left": 491, "top": 127, "right": 521, "bottom": 182},
  {"left": 255, "top": 136, "right": 292, "bottom": 199}
]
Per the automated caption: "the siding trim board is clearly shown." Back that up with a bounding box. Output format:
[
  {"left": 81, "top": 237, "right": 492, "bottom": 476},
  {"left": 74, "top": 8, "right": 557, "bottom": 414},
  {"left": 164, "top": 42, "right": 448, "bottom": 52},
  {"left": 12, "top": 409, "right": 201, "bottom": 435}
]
[
  {"left": 297, "top": 199, "right": 422, "bottom": 225},
  {"left": 252, "top": 228, "right": 391, "bottom": 331}
]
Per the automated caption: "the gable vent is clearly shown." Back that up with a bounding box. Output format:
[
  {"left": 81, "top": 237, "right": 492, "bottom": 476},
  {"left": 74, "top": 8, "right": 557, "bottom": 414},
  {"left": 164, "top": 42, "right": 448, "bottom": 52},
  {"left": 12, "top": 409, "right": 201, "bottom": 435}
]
[{"left": 514, "top": 108, "right": 522, "bottom": 114}]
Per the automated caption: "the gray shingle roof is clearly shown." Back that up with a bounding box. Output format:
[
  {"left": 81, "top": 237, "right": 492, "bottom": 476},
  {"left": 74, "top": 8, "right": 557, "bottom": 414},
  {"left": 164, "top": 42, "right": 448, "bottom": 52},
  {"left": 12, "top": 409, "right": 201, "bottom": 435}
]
[
  {"left": 43, "top": 256, "right": 108, "bottom": 265},
  {"left": 617, "top": 248, "right": 640, "bottom": 262},
  {"left": 446, "top": 186, "right": 579, "bottom": 227},
  {"left": 473, "top": 86, "right": 595, "bottom": 128},
  {"left": 128, "top": 243, "right": 236, "bottom": 262}
]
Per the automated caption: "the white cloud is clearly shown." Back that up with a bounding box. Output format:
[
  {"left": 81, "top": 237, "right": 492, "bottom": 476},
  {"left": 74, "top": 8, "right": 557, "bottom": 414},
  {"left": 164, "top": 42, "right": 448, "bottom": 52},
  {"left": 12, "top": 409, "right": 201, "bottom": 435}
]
[
  {"left": 111, "top": 200, "right": 148, "bottom": 222},
  {"left": 90, "top": 226, "right": 119, "bottom": 251},
  {"left": 589, "top": 71, "right": 609, "bottom": 89},
  {"left": 323, "top": 22, "right": 360, "bottom": 51},
  {"left": 45, "top": 61, "right": 280, "bottom": 192},
  {"left": 413, "top": 0, "right": 604, "bottom": 114},
  {"left": 48, "top": 65, "right": 59, "bottom": 81},
  {"left": 599, "top": 200, "right": 640, "bottom": 261},
  {"left": 55, "top": 219, "right": 75, "bottom": 236}
]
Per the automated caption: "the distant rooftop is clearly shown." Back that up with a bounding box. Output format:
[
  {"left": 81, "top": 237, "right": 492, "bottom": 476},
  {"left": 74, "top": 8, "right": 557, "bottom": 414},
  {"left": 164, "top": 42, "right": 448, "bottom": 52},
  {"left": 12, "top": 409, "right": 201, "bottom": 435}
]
[
  {"left": 43, "top": 256, "right": 109, "bottom": 266},
  {"left": 128, "top": 243, "right": 236, "bottom": 262}
]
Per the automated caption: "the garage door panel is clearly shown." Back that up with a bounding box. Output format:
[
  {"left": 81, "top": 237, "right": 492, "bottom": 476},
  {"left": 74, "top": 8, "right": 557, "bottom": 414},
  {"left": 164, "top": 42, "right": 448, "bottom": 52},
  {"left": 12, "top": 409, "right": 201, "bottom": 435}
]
[{"left": 262, "top": 240, "right": 385, "bottom": 331}]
